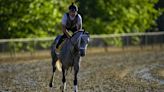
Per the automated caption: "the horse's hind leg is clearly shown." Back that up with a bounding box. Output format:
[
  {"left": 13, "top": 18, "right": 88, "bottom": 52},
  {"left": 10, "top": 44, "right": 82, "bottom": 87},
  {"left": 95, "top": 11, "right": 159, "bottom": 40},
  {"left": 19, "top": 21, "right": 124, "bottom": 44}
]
[
  {"left": 49, "top": 48, "right": 58, "bottom": 87},
  {"left": 49, "top": 58, "right": 57, "bottom": 87},
  {"left": 61, "top": 66, "right": 66, "bottom": 92}
]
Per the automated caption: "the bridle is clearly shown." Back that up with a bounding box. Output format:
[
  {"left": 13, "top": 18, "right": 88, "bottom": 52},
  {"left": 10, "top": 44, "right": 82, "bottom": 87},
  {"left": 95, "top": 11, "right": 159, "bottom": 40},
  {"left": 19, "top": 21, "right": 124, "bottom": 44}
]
[{"left": 68, "top": 31, "right": 82, "bottom": 56}]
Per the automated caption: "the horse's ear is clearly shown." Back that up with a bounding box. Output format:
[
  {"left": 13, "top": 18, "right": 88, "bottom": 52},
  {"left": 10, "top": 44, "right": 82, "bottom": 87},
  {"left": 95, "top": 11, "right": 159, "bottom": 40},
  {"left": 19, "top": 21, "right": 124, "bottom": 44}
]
[
  {"left": 85, "top": 31, "right": 89, "bottom": 35},
  {"left": 82, "top": 27, "right": 88, "bottom": 34},
  {"left": 82, "top": 27, "right": 85, "bottom": 32}
]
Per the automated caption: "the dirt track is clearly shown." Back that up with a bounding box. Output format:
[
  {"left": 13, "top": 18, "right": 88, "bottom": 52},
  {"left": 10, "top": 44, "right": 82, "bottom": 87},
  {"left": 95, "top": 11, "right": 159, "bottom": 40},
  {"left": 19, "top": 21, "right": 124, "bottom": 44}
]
[{"left": 0, "top": 50, "right": 164, "bottom": 92}]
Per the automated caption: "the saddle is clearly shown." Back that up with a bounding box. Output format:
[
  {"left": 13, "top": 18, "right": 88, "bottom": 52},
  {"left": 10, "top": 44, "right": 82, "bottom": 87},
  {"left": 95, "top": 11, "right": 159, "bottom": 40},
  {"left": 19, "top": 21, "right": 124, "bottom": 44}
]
[
  {"left": 55, "top": 40, "right": 65, "bottom": 54},
  {"left": 53, "top": 35, "right": 66, "bottom": 55}
]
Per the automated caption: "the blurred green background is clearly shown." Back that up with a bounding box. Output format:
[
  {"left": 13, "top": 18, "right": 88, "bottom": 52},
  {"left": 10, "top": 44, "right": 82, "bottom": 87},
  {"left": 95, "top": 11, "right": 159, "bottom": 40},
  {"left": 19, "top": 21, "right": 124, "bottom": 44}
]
[{"left": 0, "top": 0, "right": 163, "bottom": 39}]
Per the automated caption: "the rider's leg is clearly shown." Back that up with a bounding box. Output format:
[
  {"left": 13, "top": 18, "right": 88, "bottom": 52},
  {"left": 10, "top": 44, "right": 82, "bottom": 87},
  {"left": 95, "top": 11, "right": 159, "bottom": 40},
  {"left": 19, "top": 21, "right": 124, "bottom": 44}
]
[{"left": 56, "top": 34, "right": 67, "bottom": 48}]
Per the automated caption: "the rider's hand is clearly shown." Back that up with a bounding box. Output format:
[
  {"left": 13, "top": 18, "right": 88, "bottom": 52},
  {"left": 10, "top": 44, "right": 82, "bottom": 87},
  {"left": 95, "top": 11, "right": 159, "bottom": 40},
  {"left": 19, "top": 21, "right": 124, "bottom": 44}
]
[
  {"left": 67, "top": 36, "right": 70, "bottom": 39},
  {"left": 67, "top": 34, "right": 71, "bottom": 38}
]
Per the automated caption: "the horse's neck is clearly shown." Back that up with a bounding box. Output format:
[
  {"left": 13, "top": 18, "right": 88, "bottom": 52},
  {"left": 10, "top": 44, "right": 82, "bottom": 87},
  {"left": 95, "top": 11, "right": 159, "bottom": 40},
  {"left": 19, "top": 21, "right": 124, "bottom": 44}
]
[
  {"left": 61, "top": 39, "right": 73, "bottom": 52},
  {"left": 61, "top": 32, "right": 82, "bottom": 52},
  {"left": 71, "top": 33, "right": 82, "bottom": 43}
]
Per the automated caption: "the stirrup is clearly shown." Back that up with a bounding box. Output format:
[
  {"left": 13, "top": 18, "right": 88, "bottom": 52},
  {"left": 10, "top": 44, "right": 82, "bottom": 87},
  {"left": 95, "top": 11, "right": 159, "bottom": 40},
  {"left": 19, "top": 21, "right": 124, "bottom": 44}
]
[{"left": 55, "top": 47, "right": 60, "bottom": 54}]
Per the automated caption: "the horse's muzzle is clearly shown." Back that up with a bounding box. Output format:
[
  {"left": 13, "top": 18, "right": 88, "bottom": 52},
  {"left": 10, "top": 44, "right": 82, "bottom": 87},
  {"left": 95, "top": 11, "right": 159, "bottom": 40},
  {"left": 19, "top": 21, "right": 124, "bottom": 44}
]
[{"left": 80, "top": 49, "right": 86, "bottom": 57}]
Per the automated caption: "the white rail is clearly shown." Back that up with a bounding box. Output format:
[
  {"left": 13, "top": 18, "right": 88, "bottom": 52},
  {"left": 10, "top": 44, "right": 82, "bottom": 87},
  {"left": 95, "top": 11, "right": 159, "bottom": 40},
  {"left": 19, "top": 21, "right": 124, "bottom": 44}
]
[
  {"left": 91, "top": 31, "right": 164, "bottom": 38},
  {"left": 0, "top": 32, "right": 164, "bottom": 43}
]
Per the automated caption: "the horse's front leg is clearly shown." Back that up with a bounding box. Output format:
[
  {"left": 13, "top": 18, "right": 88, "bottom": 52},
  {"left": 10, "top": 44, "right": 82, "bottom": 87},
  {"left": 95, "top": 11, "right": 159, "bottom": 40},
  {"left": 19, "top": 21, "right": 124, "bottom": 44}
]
[
  {"left": 74, "top": 64, "right": 79, "bottom": 92},
  {"left": 61, "top": 66, "right": 66, "bottom": 92}
]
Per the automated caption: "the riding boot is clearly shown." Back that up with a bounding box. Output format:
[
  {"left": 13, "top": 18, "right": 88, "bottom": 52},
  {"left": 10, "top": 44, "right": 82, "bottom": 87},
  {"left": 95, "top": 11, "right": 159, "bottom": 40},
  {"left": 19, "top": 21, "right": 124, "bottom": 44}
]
[
  {"left": 56, "top": 34, "right": 68, "bottom": 49},
  {"left": 56, "top": 37, "right": 64, "bottom": 49}
]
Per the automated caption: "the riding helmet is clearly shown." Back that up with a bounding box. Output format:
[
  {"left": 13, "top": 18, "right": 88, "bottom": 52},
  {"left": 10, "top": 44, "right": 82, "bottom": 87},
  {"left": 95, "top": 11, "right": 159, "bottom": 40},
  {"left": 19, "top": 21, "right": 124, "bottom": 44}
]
[{"left": 69, "top": 3, "right": 78, "bottom": 12}]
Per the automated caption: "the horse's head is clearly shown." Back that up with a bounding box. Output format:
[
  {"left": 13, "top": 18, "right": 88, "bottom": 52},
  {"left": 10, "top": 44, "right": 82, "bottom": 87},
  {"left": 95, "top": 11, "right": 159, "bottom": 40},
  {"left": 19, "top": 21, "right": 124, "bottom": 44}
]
[{"left": 70, "top": 31, "right": 90, "bottom": 56}]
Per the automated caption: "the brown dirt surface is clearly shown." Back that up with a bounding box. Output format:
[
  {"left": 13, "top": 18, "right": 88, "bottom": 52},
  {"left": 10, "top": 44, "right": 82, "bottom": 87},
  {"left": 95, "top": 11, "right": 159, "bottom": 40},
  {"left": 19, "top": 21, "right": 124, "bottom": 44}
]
[{"left": 0, "top": 50, "right": 164, "bottom": 92}]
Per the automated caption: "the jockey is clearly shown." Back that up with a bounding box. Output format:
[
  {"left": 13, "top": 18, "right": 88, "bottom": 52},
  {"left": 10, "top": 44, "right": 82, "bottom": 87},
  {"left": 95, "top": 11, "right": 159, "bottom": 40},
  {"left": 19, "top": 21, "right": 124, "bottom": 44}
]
[{"left": 56, "top": 3, "right": 82, "bottom": 49}]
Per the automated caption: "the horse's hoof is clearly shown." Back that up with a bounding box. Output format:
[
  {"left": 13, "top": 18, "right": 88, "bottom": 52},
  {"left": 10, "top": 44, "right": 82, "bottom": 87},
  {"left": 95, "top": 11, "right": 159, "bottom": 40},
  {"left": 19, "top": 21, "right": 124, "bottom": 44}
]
[
  {"left": 74, "top": 90, "right": 78, "bottom": 92},
  {"left": 60, "top": 86, "right": 65, "bottom": 92},
  {"left": 49, "top": 83, "right": 53, "bottom": 87}
]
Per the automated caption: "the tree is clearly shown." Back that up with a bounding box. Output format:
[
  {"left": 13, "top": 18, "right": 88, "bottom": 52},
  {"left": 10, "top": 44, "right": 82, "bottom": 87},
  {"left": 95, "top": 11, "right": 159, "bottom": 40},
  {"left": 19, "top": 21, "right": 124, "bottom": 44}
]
[
  {"left": 0, "top": 0, "right": 72, "bottom": 39},
  {"left": 78, "top": 0, "right": 161, "bottom": 34},
  {"left": 0, "top": 0, "right": 162, "bottom": 39}
]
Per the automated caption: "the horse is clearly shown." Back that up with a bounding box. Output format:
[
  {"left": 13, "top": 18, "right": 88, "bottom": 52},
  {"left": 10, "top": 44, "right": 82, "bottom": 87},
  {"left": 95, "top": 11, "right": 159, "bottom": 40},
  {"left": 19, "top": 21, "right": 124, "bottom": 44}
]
[{"left": 49, "top": 30, "right": 90, "bottom": 92}]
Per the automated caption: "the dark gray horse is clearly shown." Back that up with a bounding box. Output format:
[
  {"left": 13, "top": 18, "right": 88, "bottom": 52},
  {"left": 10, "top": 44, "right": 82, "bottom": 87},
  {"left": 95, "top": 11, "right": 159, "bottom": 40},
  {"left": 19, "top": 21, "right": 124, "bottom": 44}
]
[{"left": 49, "top": 31, "right": 90, "bottom": 92}]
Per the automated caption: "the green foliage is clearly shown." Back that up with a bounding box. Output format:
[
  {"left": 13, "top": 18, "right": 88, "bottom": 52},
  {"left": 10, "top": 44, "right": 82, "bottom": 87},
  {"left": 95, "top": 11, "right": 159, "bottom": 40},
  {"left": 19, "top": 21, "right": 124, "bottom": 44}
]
[
  {"left": 79, "top": 0, "right": 161, "bottom": 34},
  {"left": 0, "top": 0, "right": 161, "bottom": 39},
  {"left": 0, "top": 0, "right": 72, "bottom": 39}
]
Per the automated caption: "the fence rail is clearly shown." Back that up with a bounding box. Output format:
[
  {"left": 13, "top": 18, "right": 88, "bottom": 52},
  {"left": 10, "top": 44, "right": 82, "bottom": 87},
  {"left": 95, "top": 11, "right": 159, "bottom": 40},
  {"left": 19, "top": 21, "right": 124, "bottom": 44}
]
[
  {"left": 91, "top": 31, "right": 164, "bottom": 38},
  {"left": 0, "top": 32, "right": 164, "bottom": 61},
  {"left": 0, "top": 32, "right": 163, "bottom": 53},
  {"left": 0, "top": 31, "right": 164, "bottom": 43}
]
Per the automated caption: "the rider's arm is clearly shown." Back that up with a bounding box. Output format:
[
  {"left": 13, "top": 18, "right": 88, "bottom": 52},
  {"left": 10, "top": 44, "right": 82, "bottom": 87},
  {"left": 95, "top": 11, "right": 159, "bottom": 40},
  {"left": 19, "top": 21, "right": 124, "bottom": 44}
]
[
  {"left": 77, "top": 24, "right": 81, "bottom": 31},
  {"left": 77, "top": 14, "right": 82, "bottom": 31},
  {"left": 62, "top": 25, "right": 71, "bottom": 38},
  {"left": 62, "top": 14, "right": 71, "bottom": 38}
]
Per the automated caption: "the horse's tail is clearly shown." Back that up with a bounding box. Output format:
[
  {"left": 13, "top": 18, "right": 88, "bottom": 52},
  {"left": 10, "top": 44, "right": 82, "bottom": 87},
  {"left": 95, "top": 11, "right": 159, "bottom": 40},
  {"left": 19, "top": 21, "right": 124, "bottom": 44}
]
[{"left": 56, "top": 59, "right": 62, "bottom": 72}]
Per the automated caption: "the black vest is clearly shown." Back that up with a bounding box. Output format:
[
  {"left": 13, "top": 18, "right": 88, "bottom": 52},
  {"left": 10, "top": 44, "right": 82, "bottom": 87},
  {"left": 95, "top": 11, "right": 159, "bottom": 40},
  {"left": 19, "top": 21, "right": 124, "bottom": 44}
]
[{"left": 66, "top": 13, "right": 78, "bottom": 31}]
